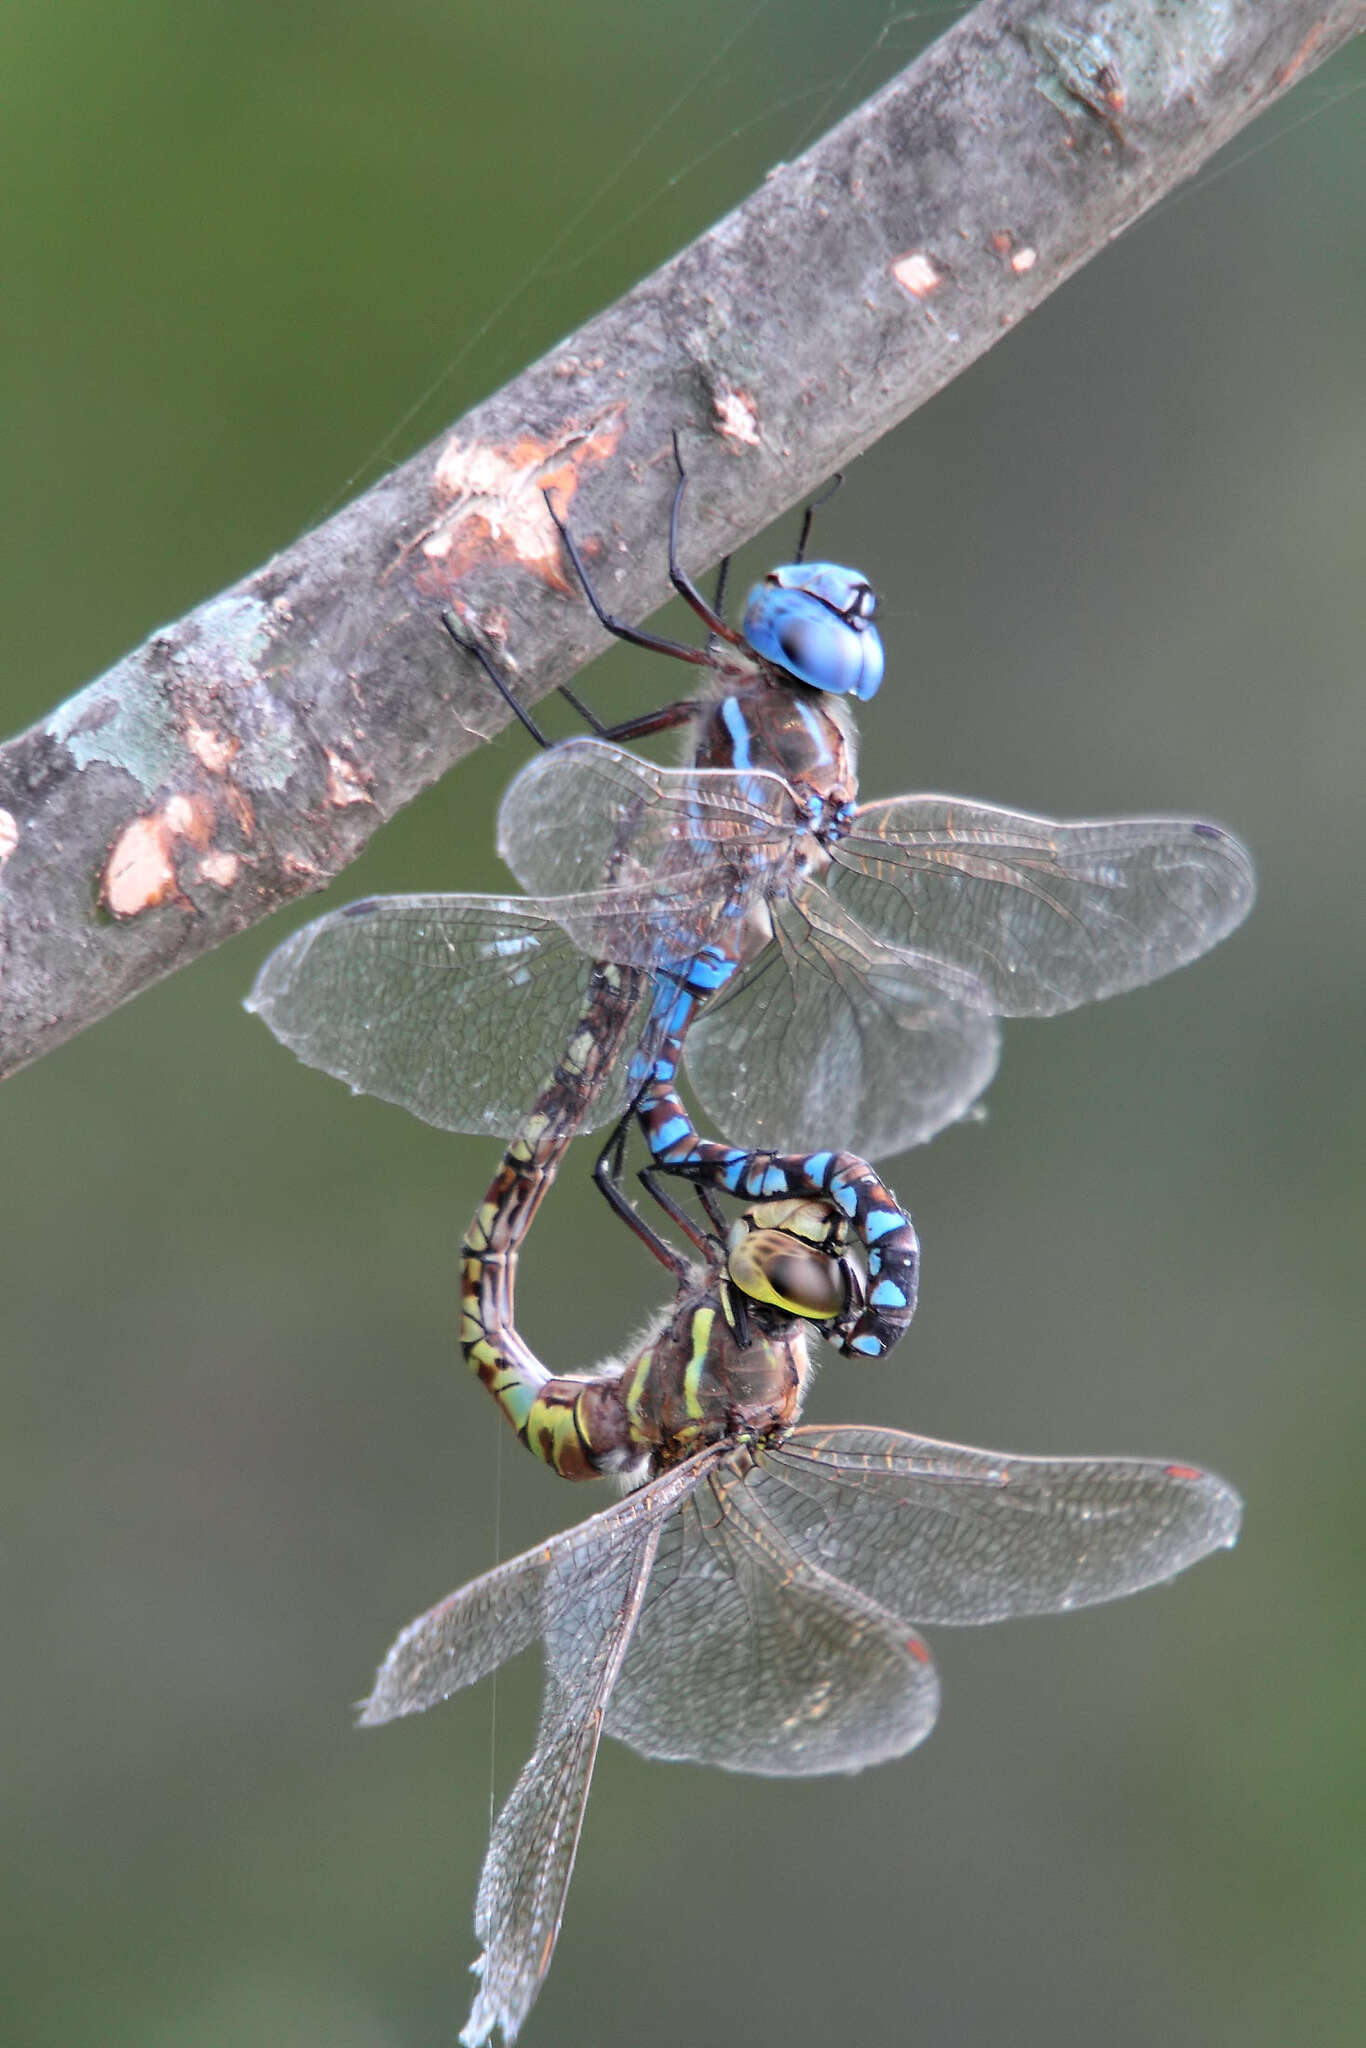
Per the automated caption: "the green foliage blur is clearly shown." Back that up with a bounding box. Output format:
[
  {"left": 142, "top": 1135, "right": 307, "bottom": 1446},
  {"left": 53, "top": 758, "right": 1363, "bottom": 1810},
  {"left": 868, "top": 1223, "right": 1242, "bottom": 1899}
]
[{"left": 2, "top": 4, "right": 1362, "bottom": 2044}]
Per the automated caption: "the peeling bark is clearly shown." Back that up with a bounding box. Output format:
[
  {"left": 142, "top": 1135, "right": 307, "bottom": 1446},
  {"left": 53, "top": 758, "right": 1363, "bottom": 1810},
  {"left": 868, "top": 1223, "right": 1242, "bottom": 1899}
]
[{"left": 0, "top": 0, "right": 1358, "bottom": 1079}]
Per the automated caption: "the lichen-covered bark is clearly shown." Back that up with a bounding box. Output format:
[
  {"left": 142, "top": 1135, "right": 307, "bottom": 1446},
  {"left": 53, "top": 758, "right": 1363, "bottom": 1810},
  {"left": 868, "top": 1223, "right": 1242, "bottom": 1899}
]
[{"left": 0, "top": 0, "right": 1358, "bottom": 1078}]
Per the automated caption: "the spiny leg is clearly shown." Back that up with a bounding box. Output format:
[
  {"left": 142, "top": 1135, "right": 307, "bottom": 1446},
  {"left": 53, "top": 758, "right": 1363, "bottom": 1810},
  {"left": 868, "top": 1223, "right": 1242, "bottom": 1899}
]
[
  {"left": 441, "top": 606, "right": 698, "bottom": 751},
  {"left": 661, "top": 431, "right": 748, "bottom": 646},
  {"left": 591, "top": 1098, "right": 761, "bottom": 1350},
  {"left": 591, "top": 1098, "right": 695, "bottom": 1282},
  {"left": 442, "top": 610, "right": 552, "bottom": 749},
  {"left": 529, "top": 431, "right": 852, "bottom": 739},
  {"left": 542, "top": 480, "right": 713, "bottom": 669},
  {"left": 792, "top": 469, "right": 844, "bottom": 563}
]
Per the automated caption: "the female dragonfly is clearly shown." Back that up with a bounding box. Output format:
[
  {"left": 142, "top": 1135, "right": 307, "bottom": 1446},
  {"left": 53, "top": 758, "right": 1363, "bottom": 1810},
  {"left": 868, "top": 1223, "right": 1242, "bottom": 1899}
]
[
  {"left": 366, "top": 1169, "right": 1242, "bottom": 2046},
  {"left": 249, "top": 442, "right": 1255, "bottom": 1363}
]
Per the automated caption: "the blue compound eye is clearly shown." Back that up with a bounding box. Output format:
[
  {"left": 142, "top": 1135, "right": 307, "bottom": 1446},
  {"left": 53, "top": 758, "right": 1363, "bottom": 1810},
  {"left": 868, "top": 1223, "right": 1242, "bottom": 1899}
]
[{"left": 742, "top": 563, "right": 884, "bottom": 700}]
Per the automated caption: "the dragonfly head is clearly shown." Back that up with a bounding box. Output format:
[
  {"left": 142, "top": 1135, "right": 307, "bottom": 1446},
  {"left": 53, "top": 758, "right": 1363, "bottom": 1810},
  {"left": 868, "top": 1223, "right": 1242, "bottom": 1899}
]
[
  {"left": 725, "top": 1198, "right": 859, "bottom": 1326},
  {"left": 742, "top": 563, "right": 884, "bottom": 702}
]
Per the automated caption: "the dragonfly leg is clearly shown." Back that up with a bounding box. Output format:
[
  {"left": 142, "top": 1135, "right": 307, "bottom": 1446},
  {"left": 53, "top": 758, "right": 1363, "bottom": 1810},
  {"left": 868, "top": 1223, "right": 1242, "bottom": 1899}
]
[
  {"left": 664, "top": 430, "right": 842, "bottom": 630},
  {"left": 542, "top": 472, "right": 719, "bottom": 733},
  {"left": 710, "top": 553, "right": 731, "bottom": 624},
  {"left": 664, "top": 432, "right": 747, "bottom": 648},
  {"left": 545, "top": 436, "right": 759, "bottom": 729},
  {"left": 561, "top": 694, "right": 703, "bottom": 745},
  {"left": 543, "top": 485, "right": 712, "bottom": 669},
  {"left": 591, "top": 1104, "right": 694, "bottom": 1281},
  {"left": 442, "top": 601, "right": 698, "bottom": 749},
  {"left": 640, "top": 1166, "right": 731, "bottom": 1246},
  {"left": 792, "top": 470, "right": 844, "bottom": 563},
  {"left": 440, "top": 611, "right": 551, "bottom": 749}
]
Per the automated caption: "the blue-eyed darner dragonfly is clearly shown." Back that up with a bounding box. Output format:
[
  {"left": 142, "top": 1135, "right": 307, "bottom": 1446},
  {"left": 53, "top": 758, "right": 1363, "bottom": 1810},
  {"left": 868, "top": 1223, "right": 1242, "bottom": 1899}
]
[
  {"left": 365, "top": 1178, "right": 1242, "bottom": 2046},
  {"left": 249, "top": 442, "right": 1256, "bottom": 1376}
]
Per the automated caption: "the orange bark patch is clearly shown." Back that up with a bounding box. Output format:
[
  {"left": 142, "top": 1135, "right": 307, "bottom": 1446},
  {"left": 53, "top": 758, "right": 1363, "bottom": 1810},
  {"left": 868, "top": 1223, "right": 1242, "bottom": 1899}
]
[
  {"left": 325, "top": 748, "right": 374, "bottom": 808},
  {"left": 892, "top": 251, "right": 943, "bottom": 299},
  {"left": 417, "top": 412, "right": 627, "bottom": 594},
  {"left": 713, "top": 385, "right": 760, "bottom": 446},
  {"left": 102, "top": 794, "right": 217, "bottom": 919},
  {"left": 197, "top": 851, "right": 241, "bottom": 889},
  {"left": 185, "top": 717, "right": 240, "bottom": 775}
]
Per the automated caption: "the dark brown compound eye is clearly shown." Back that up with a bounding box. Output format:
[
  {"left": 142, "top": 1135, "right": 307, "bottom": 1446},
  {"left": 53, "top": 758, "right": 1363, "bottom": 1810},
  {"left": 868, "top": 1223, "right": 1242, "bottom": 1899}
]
[
  {"left": 728, "top": 1228, "right": 848, "bottom": 1319},
  {"left": 766, "top": 1248, "right": 848, "bottom": 1317}
]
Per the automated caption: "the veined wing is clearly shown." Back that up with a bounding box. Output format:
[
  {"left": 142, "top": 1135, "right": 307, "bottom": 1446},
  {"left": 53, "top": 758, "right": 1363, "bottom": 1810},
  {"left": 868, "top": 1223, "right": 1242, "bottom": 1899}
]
[
  {"left": 684, "top": 885, "right": 1001, "bottom": 1157},
  {"left": 829, "top": 798, "right": 1256, "bottom": 1014},
  {"left": 755, "top": 1426, "right": 1243, "bottom": 1624},
  {"left": 360, "top": 1544, "right": 548, "bottom": 1726},
  {"left": 362, "top": 1453, "right": 721, "bottom": 1723},
  {"left": 363, "top": 1455, "right": 724, "bottom": 2044},
  {"left": 497, "top": 737, "right": 802, "bottom": 961},
  {"left": 246, "top": 894, "right": 640, "bottom": 1136},
  {"left": 461, "top": 1524, "right": 662, "bottom": 2047},
  {"left": 597, "top": 1464, "right": 940, "bottom": 1778}
]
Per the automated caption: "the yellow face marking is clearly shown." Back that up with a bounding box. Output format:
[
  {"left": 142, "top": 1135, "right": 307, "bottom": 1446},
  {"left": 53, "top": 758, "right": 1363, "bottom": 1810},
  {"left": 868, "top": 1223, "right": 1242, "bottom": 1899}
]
[{"left": 739, "top": 1198, "right": 847, "bottom": 1253}]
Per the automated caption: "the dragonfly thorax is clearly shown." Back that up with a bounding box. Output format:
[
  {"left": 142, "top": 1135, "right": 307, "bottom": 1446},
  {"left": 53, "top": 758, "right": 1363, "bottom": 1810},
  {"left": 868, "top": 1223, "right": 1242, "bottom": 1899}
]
[
  {"left": 621, "top": 1202, "right": 850, "bottom": 1470},
  {"left": 621, "top": 1282, "right": 810, "bottom": 1469},
  {"left": 694, "top": 672, "right": 859, "bottom": 833}
]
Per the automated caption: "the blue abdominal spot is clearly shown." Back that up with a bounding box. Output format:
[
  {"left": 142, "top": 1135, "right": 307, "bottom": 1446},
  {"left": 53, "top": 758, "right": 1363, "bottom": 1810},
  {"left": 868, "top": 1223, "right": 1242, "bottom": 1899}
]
[
  {"left": 863, "top": 1209, "right": 903, "bottom": 1241},
  {"left": 650, "top": 1117, "right": 692, "bottom": 1155}
]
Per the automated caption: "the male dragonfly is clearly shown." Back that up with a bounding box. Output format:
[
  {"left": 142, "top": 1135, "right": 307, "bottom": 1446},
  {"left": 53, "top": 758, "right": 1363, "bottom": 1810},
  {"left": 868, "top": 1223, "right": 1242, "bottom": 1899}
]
[{"left": 249, "top": 443, "right": 1255, "bottom": 1365}]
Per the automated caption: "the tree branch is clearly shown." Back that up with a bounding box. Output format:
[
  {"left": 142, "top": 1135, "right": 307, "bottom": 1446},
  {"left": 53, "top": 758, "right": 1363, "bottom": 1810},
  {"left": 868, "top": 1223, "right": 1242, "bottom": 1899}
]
[{"left": 0, "top": 0, "right": 1357, "bottom": 1080}]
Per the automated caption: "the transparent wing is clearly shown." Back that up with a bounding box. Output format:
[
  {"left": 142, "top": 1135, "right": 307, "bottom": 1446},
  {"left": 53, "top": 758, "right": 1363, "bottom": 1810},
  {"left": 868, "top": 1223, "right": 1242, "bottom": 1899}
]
[
  {"left": 599, "top": 1470, "right": 940, "bottom": 1778},
  {"left": 685, "top": 885, "right": 1001, "bottom": 1156},
  {"left": 361, "top": 1457, "right": 715, "bottom": 1725},
  {"left": 756, "top": 1426, "right": 1243, "bottom": 1624},
  {"left": 360, "top": 1544, "right": 552, "bottom": 1728},
  {"left": 830, "top": 798, "right": 1256, "bottom": 1014},
  {"left": 497, "top": 737, "right": 801, "bottom": 965},
  {"left": 461, "top": 1522, "right": 662, "bottom": 2048},
  {"left": 246, "top": 894, "right": 639, "bottom": 1136},
  {"left": 363, "top": 1460, "right": 718, "bottom": 2046}
]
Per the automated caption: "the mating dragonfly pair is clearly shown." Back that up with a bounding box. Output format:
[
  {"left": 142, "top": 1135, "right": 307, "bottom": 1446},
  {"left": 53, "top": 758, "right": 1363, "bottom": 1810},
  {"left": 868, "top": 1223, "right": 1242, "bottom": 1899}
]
[{"left": 250, "top": 445, "right": 1252, "bottom": 2043}]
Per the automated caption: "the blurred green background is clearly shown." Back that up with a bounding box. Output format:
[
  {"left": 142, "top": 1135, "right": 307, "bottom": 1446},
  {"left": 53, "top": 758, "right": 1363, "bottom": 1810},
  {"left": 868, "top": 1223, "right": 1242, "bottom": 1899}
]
[{"left": 2, "top": 4, "right": 1362, "bottom": 2045}]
